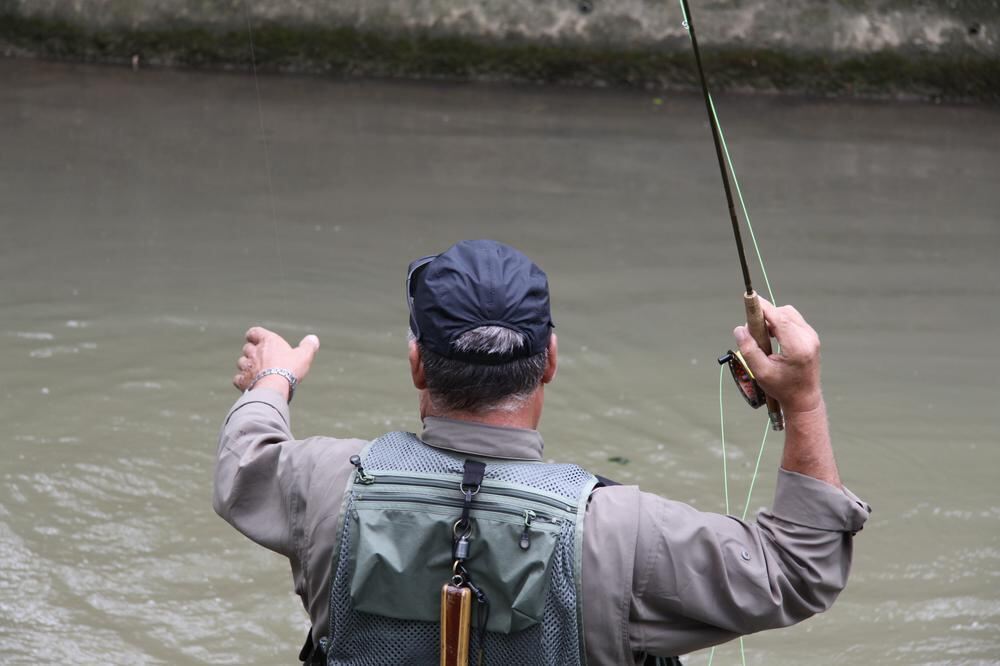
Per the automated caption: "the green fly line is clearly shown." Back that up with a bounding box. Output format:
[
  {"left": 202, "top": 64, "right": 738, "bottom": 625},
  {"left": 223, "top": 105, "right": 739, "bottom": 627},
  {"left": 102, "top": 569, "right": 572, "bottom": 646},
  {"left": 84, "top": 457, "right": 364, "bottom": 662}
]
[{"left": 675, "top": 2, "right": 778, "bottom": 664}]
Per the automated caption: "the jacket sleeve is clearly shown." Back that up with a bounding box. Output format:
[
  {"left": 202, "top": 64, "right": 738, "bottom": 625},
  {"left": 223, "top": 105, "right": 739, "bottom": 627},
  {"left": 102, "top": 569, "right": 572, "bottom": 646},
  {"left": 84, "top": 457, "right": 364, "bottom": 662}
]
[
  {"left": 631, "top": 469, "right": 870, "bottom": 656},
  {"left": 213, "top": 388, "right": 302, "bottom": 559},
  {"left": 214, "top": 388, "right": 369, "bottom": 642}
]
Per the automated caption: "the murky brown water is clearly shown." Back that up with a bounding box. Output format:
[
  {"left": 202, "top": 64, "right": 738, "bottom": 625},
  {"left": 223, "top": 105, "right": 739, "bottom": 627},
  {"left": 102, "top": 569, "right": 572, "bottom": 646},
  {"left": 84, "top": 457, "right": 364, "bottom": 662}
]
[{"left": 2, "top": 59, "right": 998, "bottom": 664}]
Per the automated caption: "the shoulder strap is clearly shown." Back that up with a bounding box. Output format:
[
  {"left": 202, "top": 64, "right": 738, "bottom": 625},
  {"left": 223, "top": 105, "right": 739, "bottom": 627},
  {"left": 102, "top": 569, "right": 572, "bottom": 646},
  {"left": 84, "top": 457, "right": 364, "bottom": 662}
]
[
  {"left": 593, "top": 474, "right": 621, "bottom": 488},
  {"left": 298, "top": 628, "right": 324, "bottom": 664}
]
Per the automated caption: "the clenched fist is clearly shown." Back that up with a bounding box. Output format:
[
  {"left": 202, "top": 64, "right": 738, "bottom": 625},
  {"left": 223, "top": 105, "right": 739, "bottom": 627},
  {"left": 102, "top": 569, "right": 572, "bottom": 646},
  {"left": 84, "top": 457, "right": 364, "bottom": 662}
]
[
  {"left": 233, "top": 326, "right": 320, "bottom": 399},
  {"left": 733, "top": 298, "right": 822, "bottom": 415}
]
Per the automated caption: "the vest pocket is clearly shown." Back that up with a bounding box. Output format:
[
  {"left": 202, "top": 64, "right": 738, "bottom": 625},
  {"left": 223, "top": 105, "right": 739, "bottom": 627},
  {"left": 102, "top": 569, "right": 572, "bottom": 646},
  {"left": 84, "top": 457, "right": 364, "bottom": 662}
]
[{"left": 348, "top": 495, "right": 564, "bottom": 634}]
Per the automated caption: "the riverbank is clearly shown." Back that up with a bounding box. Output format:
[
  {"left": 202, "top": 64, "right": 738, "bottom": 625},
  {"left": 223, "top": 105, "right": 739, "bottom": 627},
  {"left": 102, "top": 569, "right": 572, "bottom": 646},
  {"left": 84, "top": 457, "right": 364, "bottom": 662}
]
[{"left": 2, "top": 1, "right": 998, "bottom": 102}]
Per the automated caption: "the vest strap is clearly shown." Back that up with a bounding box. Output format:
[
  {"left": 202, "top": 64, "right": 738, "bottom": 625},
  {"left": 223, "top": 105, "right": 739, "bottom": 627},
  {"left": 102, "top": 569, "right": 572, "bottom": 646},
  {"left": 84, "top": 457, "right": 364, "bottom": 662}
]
[
  {"left": 299, "top": 628, "right": 321, "bottom": 664},
  {"left": 461, "top": 460, "right": 486, "bottom": 490},
  {"left": 457, "top": 460, "right": 486, "bottom": 533},
  {"left": 594, "top": 474, "right": 621, "bottom": 488}
]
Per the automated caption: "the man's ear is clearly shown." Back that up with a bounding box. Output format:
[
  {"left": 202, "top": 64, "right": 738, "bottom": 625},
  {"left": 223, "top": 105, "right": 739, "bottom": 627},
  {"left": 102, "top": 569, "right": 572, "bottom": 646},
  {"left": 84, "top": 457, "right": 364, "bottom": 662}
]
[
  {"left": 542, "top": 332, "right": 558, "bottom": 384},
  {"left": 409, "top": 340, "right": 427, "bottom": 389}
]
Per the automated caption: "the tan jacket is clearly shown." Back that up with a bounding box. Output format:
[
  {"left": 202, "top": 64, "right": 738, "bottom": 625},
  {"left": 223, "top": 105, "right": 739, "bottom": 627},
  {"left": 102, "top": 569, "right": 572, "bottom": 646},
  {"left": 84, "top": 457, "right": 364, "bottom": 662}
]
[{"left": 214, "top": 389, "right": 870, "bottom": 663}]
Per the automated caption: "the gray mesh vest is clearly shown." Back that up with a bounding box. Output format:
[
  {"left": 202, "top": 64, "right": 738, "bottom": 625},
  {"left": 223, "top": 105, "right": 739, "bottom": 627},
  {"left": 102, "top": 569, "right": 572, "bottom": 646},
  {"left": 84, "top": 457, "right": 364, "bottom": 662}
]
[{"left": 324, "top": 431, "right": 598, "bottom": 666}]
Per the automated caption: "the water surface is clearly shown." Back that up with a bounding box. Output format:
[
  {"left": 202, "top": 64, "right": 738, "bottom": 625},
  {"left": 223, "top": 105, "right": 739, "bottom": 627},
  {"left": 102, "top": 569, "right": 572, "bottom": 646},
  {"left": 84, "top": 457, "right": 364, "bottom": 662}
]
[{"left": 1, "top": 60, "right": 998, "bottom": 664}]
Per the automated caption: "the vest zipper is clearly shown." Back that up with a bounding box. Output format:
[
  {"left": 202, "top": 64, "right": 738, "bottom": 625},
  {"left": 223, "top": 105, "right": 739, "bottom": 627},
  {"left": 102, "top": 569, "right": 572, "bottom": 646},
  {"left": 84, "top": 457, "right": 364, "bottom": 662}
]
[
  {"left": 366, "top": 473, "right": 576, "bottom": 514},
  {"left": 520, "top": 509, "right": 535, "bottom": 550},
  {"left": 352, "top": 491, "right": 562, "bottom": 526},
  {"left": 349, "top": 455, "right": 375, "bottom": 485}
]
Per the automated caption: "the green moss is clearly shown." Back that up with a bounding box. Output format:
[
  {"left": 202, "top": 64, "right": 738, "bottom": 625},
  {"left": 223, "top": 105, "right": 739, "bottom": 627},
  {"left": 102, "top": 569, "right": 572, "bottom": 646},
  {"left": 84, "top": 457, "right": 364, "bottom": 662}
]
[{"left": 1, "top": 11, "right": 998, "bottom": 102}]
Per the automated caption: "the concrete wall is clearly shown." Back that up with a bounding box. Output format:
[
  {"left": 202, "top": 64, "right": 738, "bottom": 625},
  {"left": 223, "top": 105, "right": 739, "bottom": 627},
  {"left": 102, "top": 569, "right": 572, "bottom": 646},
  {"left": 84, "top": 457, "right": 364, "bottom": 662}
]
[{"left": 2, "top": 0, "right": 998, "bottom": 100}]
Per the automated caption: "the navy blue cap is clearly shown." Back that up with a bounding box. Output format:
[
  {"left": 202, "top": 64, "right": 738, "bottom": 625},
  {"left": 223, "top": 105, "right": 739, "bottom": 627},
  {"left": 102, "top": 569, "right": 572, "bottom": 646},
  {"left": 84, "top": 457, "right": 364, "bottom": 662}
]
[{"left": 406, "top": 240, "right": 553, "bottom": 363}]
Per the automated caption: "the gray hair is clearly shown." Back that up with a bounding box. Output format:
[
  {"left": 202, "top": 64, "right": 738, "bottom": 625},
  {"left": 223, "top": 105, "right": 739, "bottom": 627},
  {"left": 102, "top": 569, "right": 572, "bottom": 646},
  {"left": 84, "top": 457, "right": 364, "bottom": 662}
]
[{"left": 412, "top": 326, "right": 548, "bottom": 414}]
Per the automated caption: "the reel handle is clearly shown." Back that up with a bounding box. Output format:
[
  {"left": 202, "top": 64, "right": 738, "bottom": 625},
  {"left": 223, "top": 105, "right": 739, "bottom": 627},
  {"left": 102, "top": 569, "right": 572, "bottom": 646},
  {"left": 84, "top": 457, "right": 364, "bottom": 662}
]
[{"left": 744, "top": 291, "right": 785, "bottom": 431}]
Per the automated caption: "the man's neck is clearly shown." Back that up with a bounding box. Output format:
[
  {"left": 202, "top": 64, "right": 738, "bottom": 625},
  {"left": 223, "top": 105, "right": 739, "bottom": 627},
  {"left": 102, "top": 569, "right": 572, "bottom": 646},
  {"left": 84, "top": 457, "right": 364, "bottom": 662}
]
[
  {"left": 431, "top": 410, "right": 535, "bottom": 430},
  {"left": 420, "top": 388, "right": 544, "bottom": 430}
]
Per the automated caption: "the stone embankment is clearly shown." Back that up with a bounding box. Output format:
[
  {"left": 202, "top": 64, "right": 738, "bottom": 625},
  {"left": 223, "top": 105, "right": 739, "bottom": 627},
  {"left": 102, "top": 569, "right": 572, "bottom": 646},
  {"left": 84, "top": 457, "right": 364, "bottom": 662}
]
[{"left": 1, "top": 0, "right": 997, "bottom": 101}]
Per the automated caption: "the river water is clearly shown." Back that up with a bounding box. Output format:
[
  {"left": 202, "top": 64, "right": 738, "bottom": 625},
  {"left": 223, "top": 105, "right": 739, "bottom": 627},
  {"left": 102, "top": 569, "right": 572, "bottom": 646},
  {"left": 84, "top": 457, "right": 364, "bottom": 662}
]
[{"left": 1, "top": 59, "right": 998, "bottom": 664}]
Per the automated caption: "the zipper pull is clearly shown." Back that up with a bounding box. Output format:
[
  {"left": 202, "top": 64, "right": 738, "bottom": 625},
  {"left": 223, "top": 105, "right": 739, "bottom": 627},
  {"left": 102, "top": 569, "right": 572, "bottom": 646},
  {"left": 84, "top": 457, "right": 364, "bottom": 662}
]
[
  {"left": 349, "top": 454, "right": 375, "bottom": 484},
  {"left": 519, "top": 509, "right": 536, "bottom": 550}
]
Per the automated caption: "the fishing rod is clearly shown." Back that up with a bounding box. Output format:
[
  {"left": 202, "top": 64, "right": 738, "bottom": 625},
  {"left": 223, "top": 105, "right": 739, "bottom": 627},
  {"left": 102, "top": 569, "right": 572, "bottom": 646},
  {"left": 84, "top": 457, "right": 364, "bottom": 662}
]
[{"left": 679, "top": 0, "right": 783, "bottom": 431}]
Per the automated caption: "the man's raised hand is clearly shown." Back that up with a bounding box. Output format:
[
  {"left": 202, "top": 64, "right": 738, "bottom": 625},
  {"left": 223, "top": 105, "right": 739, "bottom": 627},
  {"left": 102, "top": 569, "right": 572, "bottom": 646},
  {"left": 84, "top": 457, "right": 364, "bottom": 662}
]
[
  {"left": 232, "top": 326, "right": 321, "bottom": 395},
  {"left": 733, "top": 298, "right": 822, "bottom": 415}
]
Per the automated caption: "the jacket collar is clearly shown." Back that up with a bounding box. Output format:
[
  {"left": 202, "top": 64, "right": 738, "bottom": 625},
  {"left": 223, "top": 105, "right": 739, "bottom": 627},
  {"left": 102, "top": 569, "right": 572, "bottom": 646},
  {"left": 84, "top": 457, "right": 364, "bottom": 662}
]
[{"left": 420, "top": 416, "right": 544, "bottom": 461}]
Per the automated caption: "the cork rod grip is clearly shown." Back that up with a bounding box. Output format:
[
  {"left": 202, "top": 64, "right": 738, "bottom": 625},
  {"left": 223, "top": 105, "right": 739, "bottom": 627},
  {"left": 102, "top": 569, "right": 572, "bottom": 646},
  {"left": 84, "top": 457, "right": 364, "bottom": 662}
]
[{"left": 743, "top": 291, "right": 784, "bottom": 431}]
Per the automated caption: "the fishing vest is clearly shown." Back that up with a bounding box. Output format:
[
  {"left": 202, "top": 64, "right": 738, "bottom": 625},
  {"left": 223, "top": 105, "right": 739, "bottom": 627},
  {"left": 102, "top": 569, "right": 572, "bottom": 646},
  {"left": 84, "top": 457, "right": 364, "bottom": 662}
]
[{"left": 321, "top": 430, "right": 598, "bottom": 666}]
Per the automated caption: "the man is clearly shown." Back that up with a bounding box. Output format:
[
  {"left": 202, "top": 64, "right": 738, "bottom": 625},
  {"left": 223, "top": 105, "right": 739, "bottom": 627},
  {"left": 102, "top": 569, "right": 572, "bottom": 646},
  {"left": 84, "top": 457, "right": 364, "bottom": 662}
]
[{"left": 215, "top": 239, "right": 870, "bottom": 665}]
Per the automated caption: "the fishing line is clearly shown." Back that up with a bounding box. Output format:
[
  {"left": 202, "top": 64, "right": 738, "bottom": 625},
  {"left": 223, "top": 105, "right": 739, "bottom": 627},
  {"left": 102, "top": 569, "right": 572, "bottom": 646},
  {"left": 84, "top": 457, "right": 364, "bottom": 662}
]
[
  {"left": 242, "top": 1, "right": 288, "bottom": 312},
  {"left": 718, "top": 365, "right": 731, "bottom": 515},
  {"left": 707, "top": 95, "right": 776, "bottom": 306},
  {"left": 741, "top": 421, "right": 771, "bottom": 521},
  {"left": 676, "top": 1, "right": 775, "bottom": 306},
  {"left": 711, "top": 364, "right": 762, "bottom": 666},
  {"left": 676, "top": 1, "right": 778, "bottom": 663}
]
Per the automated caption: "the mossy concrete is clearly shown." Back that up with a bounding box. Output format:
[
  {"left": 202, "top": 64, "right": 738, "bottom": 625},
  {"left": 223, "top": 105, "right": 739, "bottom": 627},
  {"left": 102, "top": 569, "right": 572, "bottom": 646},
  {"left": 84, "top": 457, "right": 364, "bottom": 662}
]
[{"left": 1, "top": 1, "right": 998, "bottom": 102}]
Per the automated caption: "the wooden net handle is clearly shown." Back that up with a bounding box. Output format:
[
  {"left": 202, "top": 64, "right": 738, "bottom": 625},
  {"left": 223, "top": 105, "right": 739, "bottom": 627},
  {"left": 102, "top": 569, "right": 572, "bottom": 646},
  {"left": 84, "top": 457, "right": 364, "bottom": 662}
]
[{"left": 441, "top": 584, "right": 472, "bottom": 666}]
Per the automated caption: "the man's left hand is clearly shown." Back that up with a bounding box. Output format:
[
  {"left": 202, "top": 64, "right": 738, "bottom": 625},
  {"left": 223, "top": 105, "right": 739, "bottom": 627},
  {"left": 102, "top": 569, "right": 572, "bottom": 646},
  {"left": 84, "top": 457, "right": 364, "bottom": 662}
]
[{"left": 232, "top": 326, "right": 320, "bottom": 394}]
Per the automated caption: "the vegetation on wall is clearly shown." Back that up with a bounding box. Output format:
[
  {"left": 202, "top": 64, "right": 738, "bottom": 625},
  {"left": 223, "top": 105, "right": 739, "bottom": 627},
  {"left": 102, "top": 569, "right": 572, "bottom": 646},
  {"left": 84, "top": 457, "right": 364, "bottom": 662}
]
[{"left": 1, "top": 11, "right": 997, "bottom": 102}]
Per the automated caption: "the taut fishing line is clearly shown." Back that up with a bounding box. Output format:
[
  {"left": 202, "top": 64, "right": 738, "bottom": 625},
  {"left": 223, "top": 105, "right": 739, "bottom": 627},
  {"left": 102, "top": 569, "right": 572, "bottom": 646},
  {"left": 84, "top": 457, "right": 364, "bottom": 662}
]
[{"left": 242, "top": 1, "right": 288, "bottom": 317}]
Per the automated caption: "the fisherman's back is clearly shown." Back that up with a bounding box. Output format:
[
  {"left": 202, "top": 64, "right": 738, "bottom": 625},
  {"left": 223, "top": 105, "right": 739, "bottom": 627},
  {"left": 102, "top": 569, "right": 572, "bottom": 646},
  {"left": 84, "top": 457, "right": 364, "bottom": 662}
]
[
  {"left": 216, "top": 392, "right": 868, "bottom": 664},
  {"left": 216, "top": 240, "right": 870, "bottom": 664}
]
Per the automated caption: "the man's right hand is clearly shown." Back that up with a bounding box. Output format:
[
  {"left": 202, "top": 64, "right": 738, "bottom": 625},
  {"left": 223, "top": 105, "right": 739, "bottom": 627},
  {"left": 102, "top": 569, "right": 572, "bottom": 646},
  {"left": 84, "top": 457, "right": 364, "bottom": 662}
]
[
  {"left": 734, "top": 298, "right": 841, "bottom": 488},
  {"left": 733, "top": 298, "right": 822, "bottom": 415},
  {"left": 232, "top": 327, "right": 321, "bottom": 397}
]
